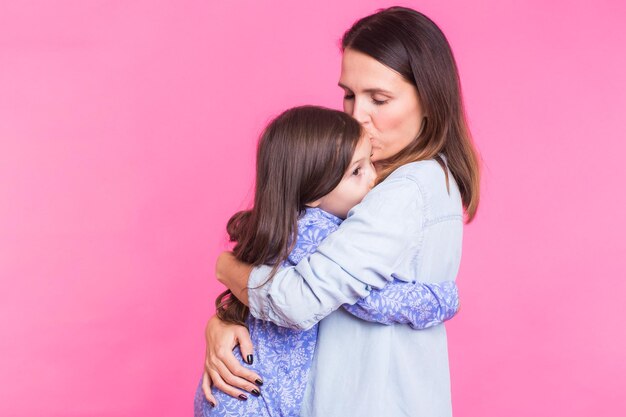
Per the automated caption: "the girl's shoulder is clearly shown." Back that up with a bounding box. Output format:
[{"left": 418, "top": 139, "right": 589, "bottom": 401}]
[
  {"left": 287, "top": 208, "right": 341, "bottom": 266},
  {"left": 298, "top": 207, "right": 342, "bottom": 230}
]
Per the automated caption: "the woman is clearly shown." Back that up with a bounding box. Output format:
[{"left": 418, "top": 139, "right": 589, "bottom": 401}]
[{"left": 203, "top": 7, "right": 480, "bottom": 416}]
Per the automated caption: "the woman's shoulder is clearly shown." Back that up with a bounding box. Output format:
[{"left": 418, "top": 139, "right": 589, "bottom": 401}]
[
  {"left": 377, "top": 159, "right": 462, "bottom": 216},
  {"left": 387, "top": 159, "right": 448, "bottom": 185}
]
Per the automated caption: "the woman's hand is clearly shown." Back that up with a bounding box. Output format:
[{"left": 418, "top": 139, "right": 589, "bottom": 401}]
[
  {"left": 201, "top": 315, "right": 263, "bottom": 405},
  {"left": 216, "top": 252, "right": 253, "bottom": 305}
]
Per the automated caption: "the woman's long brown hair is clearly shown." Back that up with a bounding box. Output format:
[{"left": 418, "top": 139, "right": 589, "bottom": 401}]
[
  {"left": 342, "top": 6, "right": 481, "bottom": 221},
  {"left": 216, "top": 106, "right": 362, "bottom": 326}
]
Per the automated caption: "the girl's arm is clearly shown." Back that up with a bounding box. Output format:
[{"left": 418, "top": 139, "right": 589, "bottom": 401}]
[
  {"left": 344, "top": 280, "right": 459, "bottom": 329},
  {"left": 219, "top": 175, "right": 447, "bottom": 330}
]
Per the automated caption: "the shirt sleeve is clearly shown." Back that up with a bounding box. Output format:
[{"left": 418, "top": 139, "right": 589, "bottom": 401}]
[
  {"left": 247, "top": 175, "right": 426, "bottom": 330},
  {"left": 342, "top": 280, "right": 460, "bottom": 329}
]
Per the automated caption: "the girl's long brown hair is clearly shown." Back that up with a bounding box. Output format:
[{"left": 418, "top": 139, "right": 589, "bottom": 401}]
[
  {"left": 216, "top": 106, "right": 362, "bottom": 326},
  {"left": 342, "top": 6, "right": 481, "bottom": 221}
]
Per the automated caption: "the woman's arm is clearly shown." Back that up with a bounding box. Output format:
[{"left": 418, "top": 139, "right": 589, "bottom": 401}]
[
  {"left": 217, "top": 253, "right": 460, "bottom": 329},
  {"left": 219, "top": 175, "right": 431, "bottom": 330},
  {"left": 216, "top": 206, "right": 459, "bottom": 330},
  {"left": 216, "top": 252, "right": 252, "bottom": 305},
  {"left": 201, "top": 315, "right": 263, "bottom": 404}
]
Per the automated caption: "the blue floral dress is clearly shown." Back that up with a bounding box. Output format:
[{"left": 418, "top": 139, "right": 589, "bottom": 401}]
[{"left": 194, "top": 208, "right": 459, "bottom": 417}]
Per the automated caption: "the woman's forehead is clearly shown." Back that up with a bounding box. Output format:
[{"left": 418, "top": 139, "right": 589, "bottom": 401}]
[{"left": 339, "top": 49, "right": 406, "bottom": 91}]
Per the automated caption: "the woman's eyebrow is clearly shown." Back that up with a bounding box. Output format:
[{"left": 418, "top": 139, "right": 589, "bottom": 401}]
[{"left": 338, "top": 82, "right": 392, "bottom": 95}]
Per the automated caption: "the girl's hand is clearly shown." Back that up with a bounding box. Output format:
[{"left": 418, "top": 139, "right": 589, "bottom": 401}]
[{"left": 201, "top": 315, "right": 263, "bottom": 405}]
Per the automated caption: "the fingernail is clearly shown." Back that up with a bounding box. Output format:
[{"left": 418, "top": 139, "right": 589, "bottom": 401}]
[
  {"left": 209, "top": 401, "right": 215, "bottom": 408},
  {"left": 246, "top": 354, "right": 254, "bottom": 365},
  {"left": 238, "top": 394, "right": 248, "bottom": 401},
  {"left": 251, "top": 389, "right": 260, "bottom": 397},
  {"left": 255, "top": 378, "right": 264, "bottom": 386}
]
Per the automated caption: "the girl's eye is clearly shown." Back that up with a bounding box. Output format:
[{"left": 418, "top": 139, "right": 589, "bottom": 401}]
[
  {"left": 352, "top": 167, "right": 361, "bottom": 176},
  {"left": 344, "top": 93, "right": 355, "bottom": 100}
]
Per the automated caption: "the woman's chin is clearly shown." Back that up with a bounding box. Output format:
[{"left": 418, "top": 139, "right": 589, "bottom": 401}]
[{"left": 371, "top": 150, "right": 384, "bottom": 163}]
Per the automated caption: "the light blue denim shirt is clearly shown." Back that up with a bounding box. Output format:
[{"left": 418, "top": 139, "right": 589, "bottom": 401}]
[{"left": 248, "top": 159, "right": 464, "bottom": 417}]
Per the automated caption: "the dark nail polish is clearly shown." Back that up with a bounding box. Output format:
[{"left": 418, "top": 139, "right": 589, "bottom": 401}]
[
  {"left": 238, "top": 394, "right": 248, "bottom": 401},
  {"left": 246, "top": 354, "right": 254, "bottom": 365},
  {"left": 255, "top": 378, "right": 264, "bottom": 386},
  {"left": 209, "top": 401, "right": 215, "bottom": 408},
  {"left": 251, "top": 389, "right": 260, "bottom": 397}
]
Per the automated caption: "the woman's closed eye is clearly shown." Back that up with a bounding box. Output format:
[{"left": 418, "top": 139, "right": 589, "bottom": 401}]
[
  {"left": 343, "top": 93, "right": 388, "bottom": 106},
  {"left": 371, "top": 97, "right": 388, "bottom": 105}
]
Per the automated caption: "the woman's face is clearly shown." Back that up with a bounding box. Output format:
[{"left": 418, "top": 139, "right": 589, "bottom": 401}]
[{"left": 339, "top": 48, "right": 424, "bottom": 163}]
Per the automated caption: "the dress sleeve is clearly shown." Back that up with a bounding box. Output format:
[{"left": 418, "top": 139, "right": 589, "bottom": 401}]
[
  {"left": 342, "top": 280, "right": 459, "bottom": 329},
  {"left": 248, "top": 175, "right": 428, "bottom": 330}
]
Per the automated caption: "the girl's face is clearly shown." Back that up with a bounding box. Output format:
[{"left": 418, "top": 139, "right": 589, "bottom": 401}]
[
  {"left": 339, "top": 48, "right": 424, "bottom": 163},
  {"left": 312, "top": 134, "right": 376, "bottom": 219}
]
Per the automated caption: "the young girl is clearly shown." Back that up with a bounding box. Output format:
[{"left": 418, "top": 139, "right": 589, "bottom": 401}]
[{"left": 194, "top": 106, "right": 459, "bottom": 416}]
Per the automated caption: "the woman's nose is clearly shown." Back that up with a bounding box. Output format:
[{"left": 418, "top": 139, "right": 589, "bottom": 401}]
[{"left": 351, "top": 99, "right": 369, "bottom": 125}]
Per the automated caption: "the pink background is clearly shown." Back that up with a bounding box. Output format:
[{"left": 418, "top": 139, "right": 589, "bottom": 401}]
[{"left": 1, "top": 1, "right": 625, "bottom": 416}]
